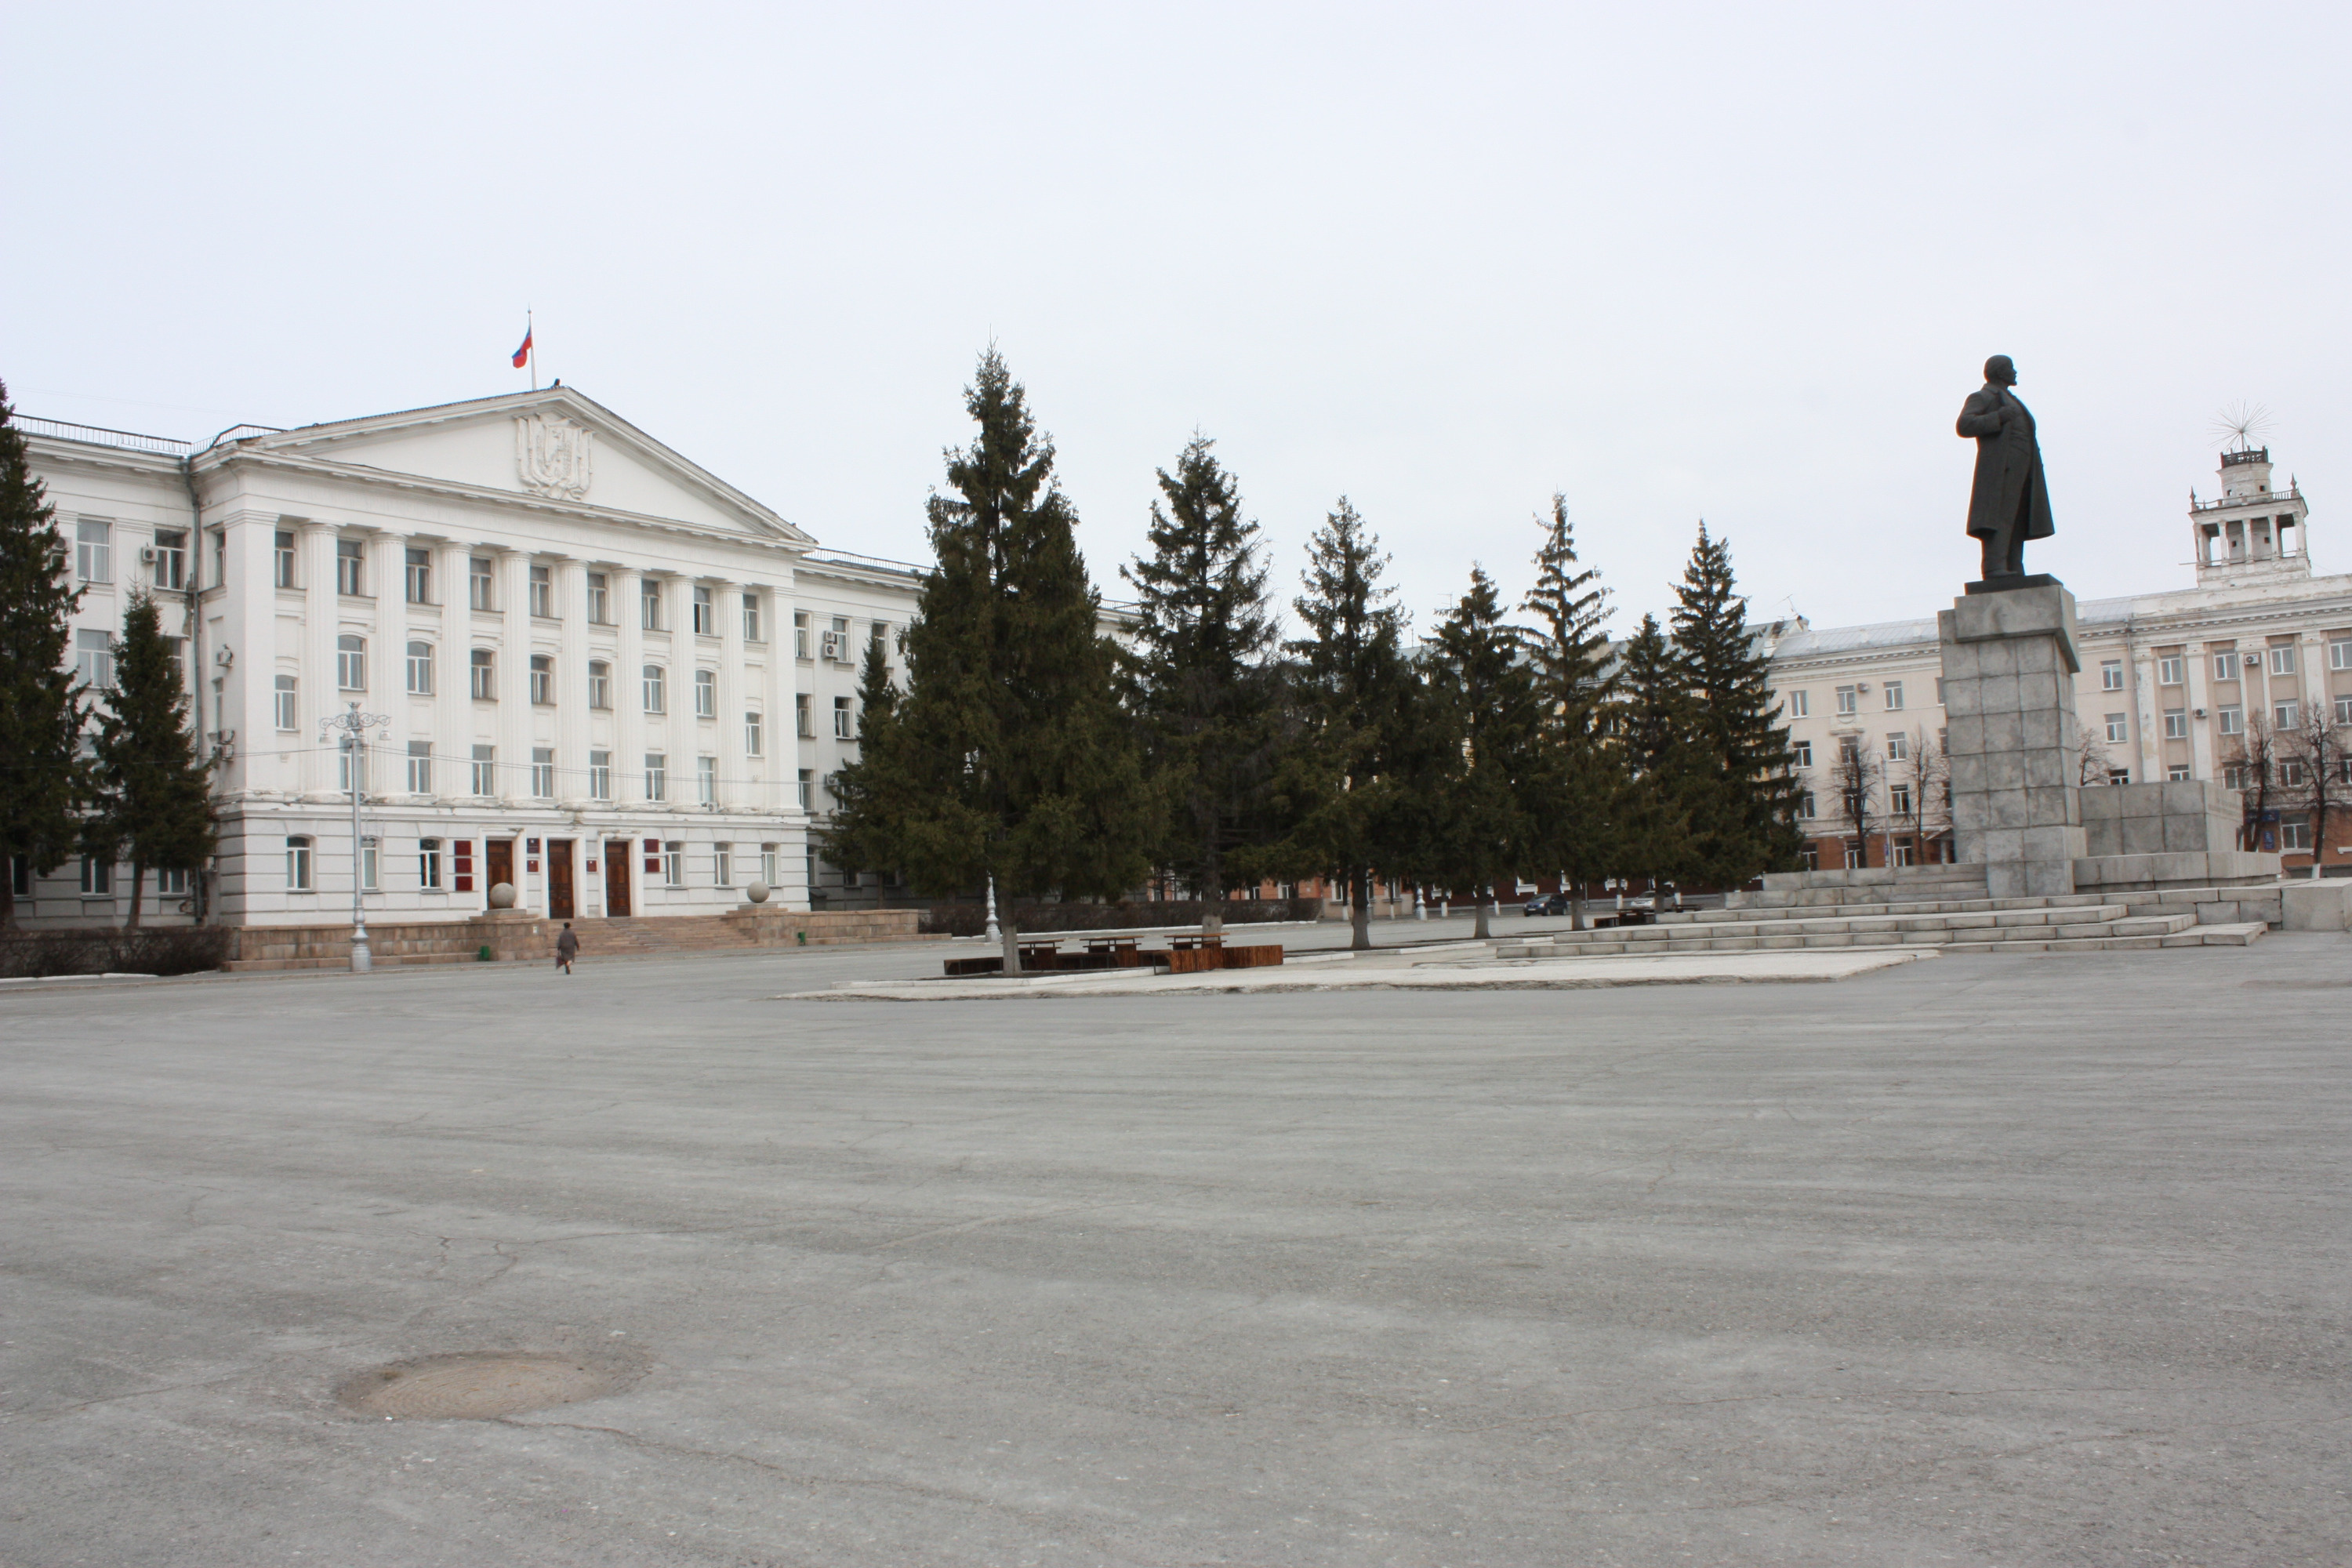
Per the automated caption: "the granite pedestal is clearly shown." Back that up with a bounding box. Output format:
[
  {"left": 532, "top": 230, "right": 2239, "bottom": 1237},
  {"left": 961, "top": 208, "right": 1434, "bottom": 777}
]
[{"left": 1939, "top": 582, "right": 2085, "bottom": 900}]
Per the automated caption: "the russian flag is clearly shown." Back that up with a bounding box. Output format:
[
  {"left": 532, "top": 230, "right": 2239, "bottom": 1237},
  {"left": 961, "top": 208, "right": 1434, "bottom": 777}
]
[{"left": 511, "top": 327, "right": 533, "bottom": 368}]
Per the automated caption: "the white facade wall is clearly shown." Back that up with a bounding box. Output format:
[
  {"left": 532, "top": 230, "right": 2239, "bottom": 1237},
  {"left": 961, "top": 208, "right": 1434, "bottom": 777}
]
[{"left": 15, "top": 390, "right": 924, "bottom": 929}]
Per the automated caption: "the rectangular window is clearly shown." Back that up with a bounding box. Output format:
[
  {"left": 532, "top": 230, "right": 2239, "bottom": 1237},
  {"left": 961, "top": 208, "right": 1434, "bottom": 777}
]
[
  {"left": 76, "top": 519, "right": 112, "bottom": 583},
  {"left": 1798, "top": 844, "right": 1819, "bottom": 872},
  {"left": 691, "top": 584, "right": 714, "bottom": 636},
  {"left": 407, "top": 739, "right": 432, "bottom": 794},
  {"left": 694, "top": 669, "right": 716, "bottom": 717},
  {"left": 662, "top": 841, "right": 685, "bottom": 887},
  {"left": 1791, "top": 739, "right": 1813, "bottom": 768},
  {"left": 274, "top": 673, "right": 297, "bottom": 731},
  {"left": 530, "top": 654, "right": 554, "bottom": 706},
  {"left": 337, "top": 738, "right": 366, "bottom": 795},
  {"left": 641, "top": 578, "right": 662, "bottom": 630},
  {"left": 833, "top": 695, "right": 853, "bottom": 739},
  {"left": 589, "top": 749, "right": 612, "bottom": 800},
  {"left": 698, "top": 755, "right": 717, "bottom": 804},
  {"left": 154, "top": 867, "right": 187, "bottom": 896},
  {"left": 2275, "top": 700, "right": 2300, "bottom": 730},
  {"left": 2213, "top": 650, "right": 2239, "bottom": 682},
  {"left": 742, "top": 593, "right": 762, "bottom": 642},
  {"left": 1888, "top": 782, "right": 1913, "bottom": 815},
  {"left": 797, "top": 768, "right": 813, "bottom": 811},
  {"left": 2269, "top": 645, "right": 2296, "bottom": 677},
  {"left": 1837, "top": 734, "right": 1861, "bottom": 765},
  {"left": 2100, "top": 659, "right": 2124, "bottom": 691},
  {"left": 336, "top": 633, "right": 366, "bottom": 691},
  {"left": 644, "top": 753, "right": 667, "bottom": 802},
  {"left": 81, "top": 855, "right": 113, "bottom": 895},
  {"left": 2225, "top": 763, "right": 2249, "bottom": 790},
  {"left": 471, "top": 744, "right": 496, "bottom": 797},
  {"left": 1891, "top": 837, "right": 1917, "bottom": 868},
  {"left": 419, "top": 837, "right": 444, "bottom": 890},
  {"left": 1884, "top": 732, "right": 1907, "bottom": 761},
  {"left": 2281, "top": 815, "right": 2311, "bottom": 851},
  {"left": 286, "top": 837, "right": 313, "bottom": 891},
  {"left": 529, "top": 564, "right": 553, "bottom": 618},
  {"left": 642, "top": 664, "right": 665, "bottom": 713},
  {"left": 452, "top": 838, "right": 474, "bottom": 894},
  {"left": 796, "top": 694, "right": 812, "bottom": 736},
  {"left": 713, "top": 842, "right": 733, "bottom": 887},
  {"left": 2329, "top": 639, "right": 2352, "bottom": 672},
  {"left": 745, "top": 710, "right": 763, "bottom": 756},
  {"left": 532, "top": 746, "right": 555, "bottom": 799},
  {"left": 2217, "top": 706, "right": 2244, "bottom": 735},
  {"left": 154, "top": 528, "right": 187, "bottom": 590},
  {"left": 1842, "top": 842, "right": 1864, "bottom": 869},
  {"left": 2169, "top": 764, "right": 2192, "bottom": 782},
  {"left": 274, "top": 529, "right": 297, "bottom": 588},
  {"left": 2281, "top": 760, "right": 2306, "bottom": 788},
  {"left": 1785, "top": 689, "right": 1808, "bottom": 718},
  {"left": 586, "top": 572, "right": 609, "bottom": 624},
  {"left": 1800, "top": 791, "right": 1817, "bottom": 818},
  {"left": 1834, "top": 684, "right": 1858, "bottom": 717},
  {"left": 2105, "top": 713, "right": 2129, "bottom": 743},
  {"left": 405, "top": 547, "right": 432, "bottom": 604},
  {"left": 209, "top": 529, "right": 225, "bottom": 588},
  {"left": 794, "top": 611, "right": 811, "bottom": 659},
  {"left": 406, "top": 640, "right": 434, "bottom": 695},
  {"left": 336, "top": 538, "right": 365, "bottom": 596},
  {"left": 74, "top": 628, "right": 114, "bottom": 690},
  {"left": 2163, "top": 708, "right": 2187, "bottom": 739},
  {"left": 470, "top": 648, "right": 495, "bottom": 699},
  {"left": 1883, "top": 681, "right": 1904, "bottom": 711},
  {"left": 588, "top": 661, "right": 611, "bottom": 708},
  {"left": 470, "top": 557, "right": 494, "bottom": 611},
  {"left": 2336, "top": 695, "right": 2352, "bottom": 728},
  {"left": 2158, "top": 655, "right": 2185, "bottom": 686},
  {"left": 760, "top": 845, "right": 778, "bottom": 887},
  {"left": 360, "top": 836, "right": 379, "bottom": 893}
]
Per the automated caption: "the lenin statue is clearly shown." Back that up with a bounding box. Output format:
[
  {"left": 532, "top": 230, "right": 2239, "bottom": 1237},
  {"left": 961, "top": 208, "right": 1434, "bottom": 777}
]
[{"left": 1956, "top": 354, "right": 2054, "bottom": 583}]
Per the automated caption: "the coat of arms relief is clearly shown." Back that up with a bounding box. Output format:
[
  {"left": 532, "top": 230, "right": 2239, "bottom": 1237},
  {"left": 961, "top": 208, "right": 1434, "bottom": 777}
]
[{"left": 514, "top": 414, "right": 594, "bottom": 500}]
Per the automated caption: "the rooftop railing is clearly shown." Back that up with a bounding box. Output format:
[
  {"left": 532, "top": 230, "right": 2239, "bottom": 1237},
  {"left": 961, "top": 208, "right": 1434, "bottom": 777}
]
[{"left": 18, "top": 416, "right": 193, "bottom": 456}]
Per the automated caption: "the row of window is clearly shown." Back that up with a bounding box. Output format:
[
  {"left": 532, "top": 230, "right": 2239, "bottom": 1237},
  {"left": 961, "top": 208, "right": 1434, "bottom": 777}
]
[
  {"left": 323, "top": 738, "right": 825, "bottom": 809},
  {"left": 1785, "top": 643, "right": 2352, "bottom": 721},
  {"left": 280, "top": 836, "right": 786, "bottom": 892},
  {"left": 9, "top": 857, "right": 191, "bottom": 898},
  {"left": 290, "top": 645, "right": 858, "bottom": 733}
]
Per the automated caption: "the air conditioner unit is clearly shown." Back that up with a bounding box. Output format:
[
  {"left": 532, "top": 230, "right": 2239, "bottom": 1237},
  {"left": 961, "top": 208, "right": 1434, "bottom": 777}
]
[
  {"left": 819, "top": 632, "right": 842, "bottom": 661},
  {"left": 139, "top": 546, "right": 158, "bottom": 564}
]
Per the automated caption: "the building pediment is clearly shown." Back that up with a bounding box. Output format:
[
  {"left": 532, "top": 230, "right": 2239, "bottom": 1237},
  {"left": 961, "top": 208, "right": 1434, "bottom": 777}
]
[{"left": 209, "top": 387, "right": 810, "bottom": 545}]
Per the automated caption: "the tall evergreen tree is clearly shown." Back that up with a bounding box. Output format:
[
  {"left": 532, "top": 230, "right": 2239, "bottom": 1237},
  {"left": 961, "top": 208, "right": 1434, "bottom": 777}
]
[
  {"left": 92, "top": 591, "right": 216, "bottom": 927},
  {"left": 1609, "top": 613, "right": 1703, "bottom": 898},
  {"left": 1120, "top": 434, "right": 1280, "bottom": 931},
  {"left": 1668, "top": 524, "right": 1806, "bottom": 884},
  {"left": 1428, "top": 565, "right": 1542, "bottom": 940},
  {"left": 1521, "top": 494, "right": 1619, "bottom": 928},
  {"left": 0, "top": 379, "right": 89, "bottom": 931},
  {"left": 1276, "top": 499, "right": 1413, "bottom": 949},
  {"left": 824, "top": 350, "right": 1152, "bottom": 972}
]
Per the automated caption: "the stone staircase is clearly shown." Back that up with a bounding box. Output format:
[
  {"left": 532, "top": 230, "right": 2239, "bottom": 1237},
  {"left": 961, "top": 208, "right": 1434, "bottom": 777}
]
[
  {"left": 1496, "top": 864, "right": 2273, "bottom": 959},
  {"left": 568, "top": 916, "right": 762, "bottom": 956}
]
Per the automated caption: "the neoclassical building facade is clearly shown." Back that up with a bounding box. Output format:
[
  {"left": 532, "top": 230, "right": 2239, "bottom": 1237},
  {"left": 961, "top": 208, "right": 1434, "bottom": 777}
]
[
  {"left": 1768, "top": 443, "right": 2347, "bottom": 874},
  {"left": 17, "top": 388, "right": 923, "bottom": 928}
]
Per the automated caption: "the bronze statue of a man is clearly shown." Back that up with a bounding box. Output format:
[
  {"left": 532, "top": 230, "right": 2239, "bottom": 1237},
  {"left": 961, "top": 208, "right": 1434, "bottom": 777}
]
[{"left": 1957, "top": 354, "right": 2054, "bottom": 581}]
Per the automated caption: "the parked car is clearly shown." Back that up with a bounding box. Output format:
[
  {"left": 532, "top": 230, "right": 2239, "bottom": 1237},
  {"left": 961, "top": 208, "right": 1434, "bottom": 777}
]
[{"left": 1522, "top": 893, "right": 1572, "bottom": 917}]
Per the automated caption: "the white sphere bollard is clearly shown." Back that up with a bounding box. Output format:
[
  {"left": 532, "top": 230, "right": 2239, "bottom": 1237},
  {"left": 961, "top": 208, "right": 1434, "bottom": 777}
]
[
  {"left": 745, "top": 879, "right": 771, "bottom": 904},
  {"left": 488, "top": 881, "right": 517, "bottom": 909}
]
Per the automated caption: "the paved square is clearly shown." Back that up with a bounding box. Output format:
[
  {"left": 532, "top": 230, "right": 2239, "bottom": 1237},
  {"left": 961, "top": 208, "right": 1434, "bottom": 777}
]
[{"left": 4, "top": 931, "right": 2348, "bottom": 1566}]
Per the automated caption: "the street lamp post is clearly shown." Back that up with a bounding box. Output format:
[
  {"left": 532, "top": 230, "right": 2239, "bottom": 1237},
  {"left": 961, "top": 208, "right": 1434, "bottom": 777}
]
[{"left": 320, "top": 702, "right": 390, "bottom": 973}]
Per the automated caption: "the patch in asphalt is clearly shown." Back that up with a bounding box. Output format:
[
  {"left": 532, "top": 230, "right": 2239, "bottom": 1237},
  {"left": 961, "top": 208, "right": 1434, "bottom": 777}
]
[{"left": 336, "top": 1351, "right": 641, "bottom": 1420}]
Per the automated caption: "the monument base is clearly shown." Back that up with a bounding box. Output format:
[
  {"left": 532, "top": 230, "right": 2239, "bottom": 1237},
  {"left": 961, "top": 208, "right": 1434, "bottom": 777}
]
[
  {"left": 1939, "top": 580, "right": 2085, "bottom": 901},
  {"left": 1963, "top": 572, "right": 2062, "bottom": 595}
]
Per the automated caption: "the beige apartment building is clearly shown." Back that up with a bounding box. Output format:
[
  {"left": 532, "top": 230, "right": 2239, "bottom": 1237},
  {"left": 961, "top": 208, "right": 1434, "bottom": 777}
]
[{"left": 1769, "top": 443, "right": 2347, "bottom": 874}]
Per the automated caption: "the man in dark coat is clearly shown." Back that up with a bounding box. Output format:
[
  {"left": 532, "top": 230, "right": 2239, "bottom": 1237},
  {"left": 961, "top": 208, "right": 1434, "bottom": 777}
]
[
  {"left": 1957, "top": 354, "right": 2054, "bottom": 580},
  {"left": 555, "top": 921, "right": 579, "bottom": 975}
]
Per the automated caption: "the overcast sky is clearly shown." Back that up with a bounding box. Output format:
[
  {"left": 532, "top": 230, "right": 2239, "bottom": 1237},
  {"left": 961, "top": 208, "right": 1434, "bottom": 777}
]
[{"left": 7, "top": 2, "right": 2345, "bottom": 639}]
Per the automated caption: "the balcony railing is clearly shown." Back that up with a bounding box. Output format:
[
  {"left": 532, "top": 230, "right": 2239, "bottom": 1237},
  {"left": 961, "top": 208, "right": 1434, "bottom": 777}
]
[
  {"left": 2191, "top": 485, "right": 2302, "bottom": 514},
  {"left": 19, "top": 416, "right": 193, "bottom": 456}
]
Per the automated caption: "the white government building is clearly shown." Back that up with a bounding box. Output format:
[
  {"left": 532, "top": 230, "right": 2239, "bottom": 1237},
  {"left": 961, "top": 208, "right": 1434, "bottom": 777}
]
[
  {"left": 19, "top": 387, "right": 924, "bottom": 928},
  {"left": 1766, "top": 442, "right": 2348, "bottom": 874}
]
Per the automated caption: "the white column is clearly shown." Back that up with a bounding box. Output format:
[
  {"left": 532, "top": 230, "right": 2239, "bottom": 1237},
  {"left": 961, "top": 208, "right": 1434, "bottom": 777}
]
[
  {"left": 714, "top": 578, "right": 744, "bottom": 811},
  {"left": 497, "top": 549, "right": 532, "bottom": 806},
  {"left": 2187, "top": 642, "right": 2216, "bottom": 782},
  {"left": 664, "top": 572, "right": 695, "bottom": 811},
  {"left": 614, "top": 566, "right": 645, "bottom": 807},
  {"left": 434, "top": 541, "right": 469, "bottom": 800},
  {"left": 2131, "top": 645, "right": 2160, "bottom": 785},
  {"left": 299, "top": 521, "right": 339, "bottom": 798},
  {"left": 372, "top": 529, "right": 408, "bottom": 790},
  {"left": 753, "top": 584, "right": 782, "bottom": 815},
  {"left": 555, "top": 556, "right": 590, "bottom": 806}
]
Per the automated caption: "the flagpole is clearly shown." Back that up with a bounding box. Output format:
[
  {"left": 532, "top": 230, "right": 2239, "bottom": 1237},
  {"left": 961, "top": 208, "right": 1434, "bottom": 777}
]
[{"left": 528, "top": 308, "right": 537, "bottom": 391}]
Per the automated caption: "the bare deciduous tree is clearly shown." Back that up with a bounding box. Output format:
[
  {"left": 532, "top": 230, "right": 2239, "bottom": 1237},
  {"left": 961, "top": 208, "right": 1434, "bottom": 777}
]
[
  {"left": 2286, "top": 707, "right": 2352, "bottom": 877},
  {"left": 2223, "top": 715, "right": 2292, "bottom": 853},
  {"left": 1828, "top": 736, "right": 1878, "bottom": 869}
]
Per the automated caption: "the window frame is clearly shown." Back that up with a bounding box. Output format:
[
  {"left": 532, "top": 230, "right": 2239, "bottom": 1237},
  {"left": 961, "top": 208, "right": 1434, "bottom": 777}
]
[
  {"left": 833, "top": 695, "right": 853, "bottom": 739},
  {"left": 470, "top": 744, "right": 497, "bottom": 797},
  {"left": 273, "top": 529, "right": 297, "bottom": 589},
  {"left": 742, "top": 593, "right": 762, "bottom": 643},
  {"left": 586, "top": 572, "right": 610, "bottom": 625},
  {"left": 642, "top": 664, "right": 665, "bottom": 713},
  {"left": 2104, "top": 713, "right": 2129, "bottom": 744},
  {"left": 2158, "top": 655, "right": 2185, "bottom": 686},
  {"left": 698, "top": 755, "right": 717, "bottom": 804},
  {"left": 336, "top": 633, "right": 367, "bottom": 692},
  {"left": 153, "top": 528, "right": 188, "bottom": 590},
  {"left": 286, "top": 836, "right": 314, "bottom": 891},
  {"left": 405, "top": 640, "right": 434, "bottom": 695},
  {"left": 644, "top": 753, "right": 668, "bottom": 802},
  {"left": 75, "top": 518, "right": 113, "bottom": 583},
  {"left": 470, "top": 648, "right": 496, "bottom": 701},
  {"left": 588, "top": 750, "right": 612, "bottom": 800},
  {"left": 1785, "top": 689, "right": 1809, "bottom": 719},
  {"left": 274, "top": 673, "right": 298, "bottom": 731},
  {"left": 529, "top": 653, "right": 554, "bottom": 706},
  {"left": 419, "top": 837, "right": 445, "bottom": 891},
  {"left": 2163, "top": 708, "right": 2187, "bottom": 739},
  {"left": 694, "top": 668, "right": 717, "bottom": 717},
  {"left": 405, "top": 546, "right": 433, "bottom": 604},
  {"left": 531, "top": 746, "right": 556, "bottom": 799},
  {"left": 469, "top": 557, "right": 495, "bottom": 612},
  {"left": 74, "top": 628, "right": 115, "bottom": 691},
  {"left": 528, "top": 563, "right": 553, "bottom": 619},
  {"left": 336, "top": 537, "right": 365, "bottom": 597},
  {"left": 691, "top": 584, "right": 714, "bottom": 636},
  {"left": 1882, "top": 681, "right": 1904, "bottom": 711},
  {"left": 745, "top": 710, "right": 763, "bottom": 757},
  {"left": 407, "top": 739, "right": 433, "bottom": 795},
  {"left": 588, "top": 660, "right": 612, "bottom": 710},
  {"left": 2269, "top": 645, "right": 2296, "bottom": 677}
]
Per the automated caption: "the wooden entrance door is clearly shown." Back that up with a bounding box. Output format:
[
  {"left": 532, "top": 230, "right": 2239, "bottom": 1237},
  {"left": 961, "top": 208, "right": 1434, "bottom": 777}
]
[
  {"left": 603, "top": 839, "right": 633, "bottom": 916},
  {"left": 485, "top": 839, "right": 515, "bottom": 899},
  {"left": 546, "top": 840, "right": 575, "bottom": 920}
]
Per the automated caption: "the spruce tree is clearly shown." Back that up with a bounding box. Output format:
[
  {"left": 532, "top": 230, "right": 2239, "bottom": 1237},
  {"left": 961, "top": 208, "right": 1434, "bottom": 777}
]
[
  {"left": 92, "top": 591, "right": 216, "bottom": 927},
  {"left": 1668, "top": 524, "right": 1806, "bottom": 885},
  {"left": 1276, "top": 499, "right": 1411, "bottom": 950},
  {"left": 1120, "top": 434, "right": 1280, "bottom": 931},
  {"left": 0, "top": 380, "right": 88, "bottom": 931},
  {"left": 1428, "top": 565, "right": 1542, "bottom": 940},
  {"left": 1521, "top": 494, "right": 1619, "bottom": 928},
  {"left": 824, "top": 350, "right": 1152, "bottom": 972},
  {"left": 1609, "top": 613, "right": 1703, "bottom": 900}
]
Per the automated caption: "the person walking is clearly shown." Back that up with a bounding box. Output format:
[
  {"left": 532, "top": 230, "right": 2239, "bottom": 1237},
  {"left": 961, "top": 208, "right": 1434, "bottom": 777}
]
[{"left": 555, "top": 921, "right": 579, "bottom": 975}]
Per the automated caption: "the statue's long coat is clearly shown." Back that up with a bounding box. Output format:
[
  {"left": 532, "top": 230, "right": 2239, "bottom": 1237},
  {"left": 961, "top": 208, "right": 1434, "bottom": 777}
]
[{"left": 1956, "top": 385, "right": 2054, "bottom": 543}]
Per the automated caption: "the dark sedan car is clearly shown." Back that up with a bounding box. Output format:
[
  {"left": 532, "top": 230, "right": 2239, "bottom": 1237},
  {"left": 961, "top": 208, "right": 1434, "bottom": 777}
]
[{"left": 1522, "top": 893, "right": 1572, "bottom": 917}]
